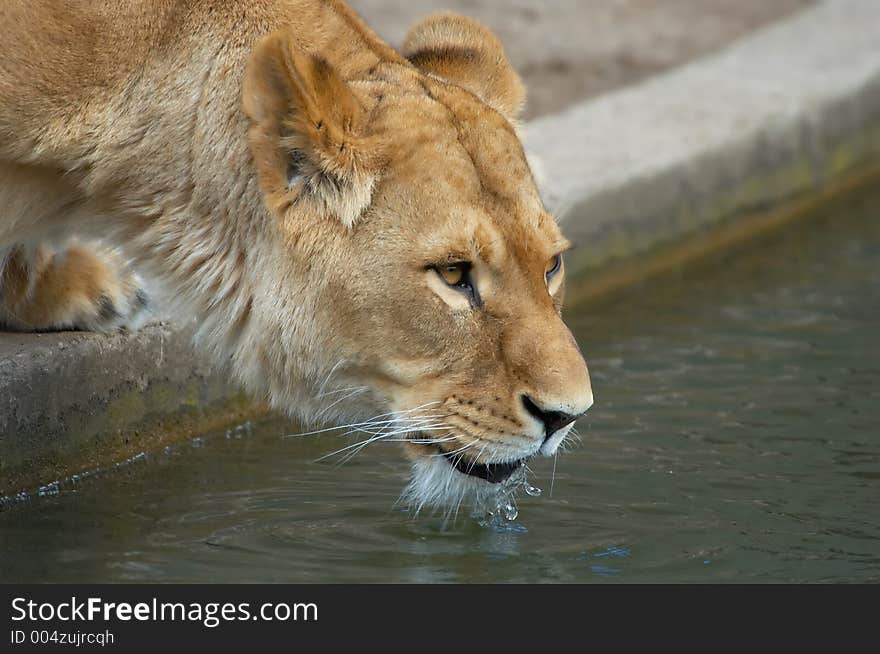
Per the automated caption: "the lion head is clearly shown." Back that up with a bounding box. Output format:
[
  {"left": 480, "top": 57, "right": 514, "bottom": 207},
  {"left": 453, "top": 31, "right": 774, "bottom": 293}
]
[{"left": 241, "top": 11, "right": 592, "bottom": 513}]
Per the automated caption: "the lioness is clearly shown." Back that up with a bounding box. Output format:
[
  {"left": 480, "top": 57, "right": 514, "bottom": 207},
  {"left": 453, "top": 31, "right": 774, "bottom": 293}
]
[{"left": 0, "top": 0, "right": 592, "bottom": 511}]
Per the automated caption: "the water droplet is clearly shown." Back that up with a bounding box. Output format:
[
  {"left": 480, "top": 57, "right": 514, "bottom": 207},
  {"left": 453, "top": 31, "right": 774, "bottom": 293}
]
[
  {"left": 502, "top": 502, "right": 518, "bottom": 521},
  {"left": 524, "top": 483, "right": 542, "bottom": 497}
]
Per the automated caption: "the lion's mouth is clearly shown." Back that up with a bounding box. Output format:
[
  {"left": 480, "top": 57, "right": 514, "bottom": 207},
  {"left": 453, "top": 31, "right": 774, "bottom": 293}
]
[{"left": 441, "top": 449, "right": 526, "bottom": 484}]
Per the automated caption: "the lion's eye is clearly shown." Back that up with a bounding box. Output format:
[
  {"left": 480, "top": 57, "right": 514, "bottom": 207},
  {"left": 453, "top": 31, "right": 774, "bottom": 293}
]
[
  {"left": 438, "top": 263, "right": 467, "bottom": 287},
  {"left": 545, "top": 254, "right": 563, "bottom": 281},
  {"left": 432, "top": 262, "right": 481, "bottom": 306}
]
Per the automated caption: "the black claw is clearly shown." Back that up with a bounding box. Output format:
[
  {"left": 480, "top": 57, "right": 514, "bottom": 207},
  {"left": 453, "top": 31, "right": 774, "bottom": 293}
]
[
  {"left": 97, "top": 294, "right": 120, "bottom": 322},
  {"left": 133, "top": 288, "right": 150, "bottom": 310}
]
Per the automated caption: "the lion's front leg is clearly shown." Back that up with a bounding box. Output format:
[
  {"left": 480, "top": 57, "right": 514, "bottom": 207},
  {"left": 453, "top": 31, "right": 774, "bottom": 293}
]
[{"left": 0, "top": 241, "right": 150, "bottom": 333}]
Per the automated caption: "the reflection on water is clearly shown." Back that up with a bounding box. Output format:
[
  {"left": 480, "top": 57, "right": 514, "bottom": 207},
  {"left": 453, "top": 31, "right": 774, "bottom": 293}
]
[{"left": 2, "top": 187, "right": 879, "bottom": 583}]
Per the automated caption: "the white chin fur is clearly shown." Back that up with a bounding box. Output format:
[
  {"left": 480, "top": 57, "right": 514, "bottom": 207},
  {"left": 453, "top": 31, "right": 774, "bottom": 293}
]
[{"left": 400, "top": 455, "right": 525, "bottom": 517}]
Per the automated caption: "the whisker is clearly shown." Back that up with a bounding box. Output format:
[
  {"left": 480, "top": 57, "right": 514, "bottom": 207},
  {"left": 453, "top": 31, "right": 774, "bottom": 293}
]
[
  {"left": 467, "top": 443, "right": 488, "bottom": 475},
  {"left": 382, "top": 435, "right": 458, "bottom": 444},
  {"left": 284, "top": 416, "right": 398, "bottom": 439},
  {"left": 343, "top": 424, "right": 447, "bottom": 441},
  {"left": 316, "top": 431, "right": 394, "bottom": 462},
  {"left": 313, "top": 386, "right": 368, "bottom": 423},
  {"left": 319, "top": 419, "right": 453, "bottom": 464},
  {"left": 333, "top": 424, "right": 450, "bottom": 466},
  {"left": 285, "top": 421, "right": 375, "bottom": 439},
  {"left": 322, "top": 402, "right": 445, "bottom": 438},
  {"left": 285, "top": 411, "right": 448, "bottom": 439},
  {"left": 429, "top": 439, "right": 473, "bottom": 458},
  {"left": 342, "top": 413, "right": 445, "bottom": 429},
  {"left": 365, "top": 401, "right": 443, "bottom": 423},
  {"left": 315, "top": 359, "right": 345, "bottom": 399},
  {"left": 315, "top": 385, "right": 366, "bottom": 400}
]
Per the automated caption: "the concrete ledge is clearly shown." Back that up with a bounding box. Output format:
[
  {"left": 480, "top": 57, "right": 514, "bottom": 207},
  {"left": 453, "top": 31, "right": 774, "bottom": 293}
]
[
  {"left": 524, "top": 0, "right": 880, "bottom": 285},
  {"left": 0, "top": 324, "right": 262, "bottom": 495},
  {"left": 3, "top": 0, "right": 879, "bottom": 495}
]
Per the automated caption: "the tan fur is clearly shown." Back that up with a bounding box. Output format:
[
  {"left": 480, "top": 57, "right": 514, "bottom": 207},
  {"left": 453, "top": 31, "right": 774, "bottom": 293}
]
[{"left": 0, "top": 0, "right": 592, "bottom": 508}]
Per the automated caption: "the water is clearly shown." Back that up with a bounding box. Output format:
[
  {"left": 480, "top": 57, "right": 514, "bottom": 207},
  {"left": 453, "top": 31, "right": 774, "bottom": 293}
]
[{"left": 2, "top": 187, "right": 879, "bottom": 583}]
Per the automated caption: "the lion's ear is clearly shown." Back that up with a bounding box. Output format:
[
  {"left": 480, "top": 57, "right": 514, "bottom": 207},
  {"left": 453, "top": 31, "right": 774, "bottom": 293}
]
[
  {"left": 403, "top": 13, "right": 525, "bottom": 122},
  {"left": 242, "top": 31, "right": 379, "bottom": 227}
]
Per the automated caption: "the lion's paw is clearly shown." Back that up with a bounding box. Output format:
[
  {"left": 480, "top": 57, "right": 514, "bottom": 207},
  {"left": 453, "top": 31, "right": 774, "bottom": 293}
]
[{"left": 0, "top": 242, "right": 152, "bottom": 333}]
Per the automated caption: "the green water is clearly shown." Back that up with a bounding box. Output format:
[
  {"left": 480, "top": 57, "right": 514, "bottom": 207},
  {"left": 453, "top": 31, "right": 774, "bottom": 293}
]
[{"left": 1, "top": 188, "right": 879, "bottom": 583}]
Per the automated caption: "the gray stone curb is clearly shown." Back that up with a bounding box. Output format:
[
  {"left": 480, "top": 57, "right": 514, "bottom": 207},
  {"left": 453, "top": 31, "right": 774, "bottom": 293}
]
[
  {"left": 525, "top": 0, "right": 880, "bottom": 276},
  {"left": 0, "top": 324, "right": 257, "bottom": 495}
]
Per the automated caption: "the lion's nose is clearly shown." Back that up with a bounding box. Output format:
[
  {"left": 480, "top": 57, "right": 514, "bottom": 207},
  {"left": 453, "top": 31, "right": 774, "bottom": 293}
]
[{"left": 521, "top": 395, "right": 580, "bottom": 442}]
